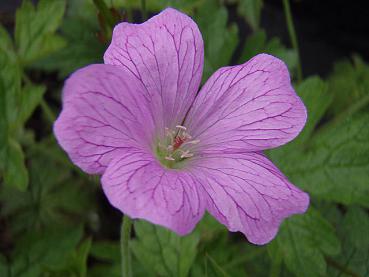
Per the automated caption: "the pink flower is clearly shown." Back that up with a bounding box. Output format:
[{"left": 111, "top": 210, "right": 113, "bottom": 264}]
[{"left": 54, "top": 8, "right": 308, "bottom": 244}]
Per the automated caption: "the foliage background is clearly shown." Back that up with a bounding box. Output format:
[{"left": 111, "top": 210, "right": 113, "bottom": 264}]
[{"left": 0, "top": 0, "right": 368, "bottom": 276}]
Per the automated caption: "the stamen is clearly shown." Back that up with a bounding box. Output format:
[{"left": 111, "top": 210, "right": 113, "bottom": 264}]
[
  {"left": 165, "top": 156, "right": 175, "bottom": 161},
  {"left": 176, "top": 125, "right": 187, "bottom": 130},
  {"left": 158, "top": 125, "right": 199, "bottom": 165},
  {"left": 183, "top": 139, "right": 200, "bottom": 146},
  {"left": 179, "top": 150, "right": 194, "bottom": 158}
]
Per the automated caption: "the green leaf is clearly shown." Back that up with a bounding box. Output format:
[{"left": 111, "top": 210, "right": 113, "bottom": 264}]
[
  {"left": 0, "top": 24, "right": 22, "bottom": 129},
  {"left": 18, "top": 84, "right": 46, "bottom": 125},
  {"left": 206, "top": 253, "right": 231, "bottom": 277},
  {"left": 327, "top": 206, "right": 369, "bottom": 277},
  {"left": 273, "top": 208, "right": 340, "bottom": 277},
  {"left": 3, "top": 139, "right": 28, "bottom": 191},
  {"left": 10, "top": 225, "right": 83, "bottom": 277},
  {"left": 327, "top": 55, "right": 369, "bottom": 116},
  {"left": 90, "top": 241, "right": 120, "bottom": 263},
  {"left": 131, "top": 220, "right": 200, "bottom": 277},
  {"left": 191, "top": 217, "right": 259, "bottom": 277},
  {"left": 74, "top": 238, "right": 92, "bottom": 277},
  {"left": 286, "top": 113, "right": 369, "bottom": 207},
  {"left": 240, "top": 30, "right": 297, "bottom": 73},
  {"left": 15, "top": 0, "right": 66, "bottom": 65},
  {"left": 342, "top": 206, "right": 369, "bottom": 250},
  {"left": 294, "top": 76, "right": 331, "bottom": 143},
  {"left": 0, "top": 140, "right": 95, "bottom": 233},
  {"left": 33, "top": 3, "right": 106, "bottom": 77},
  {"left": 238, "top": 0, "right": 263, "bottom": 30},
  {"left": 47, "top": 237, "right": 92, "bottom": 277},
  {"left": 195, "top": 0, "right": 239, "bottom": 81}
]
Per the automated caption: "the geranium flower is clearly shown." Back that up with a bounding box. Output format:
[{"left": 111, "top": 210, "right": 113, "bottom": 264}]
[{"left": 54, "top": 8, "right": 308, "bottom": 244}]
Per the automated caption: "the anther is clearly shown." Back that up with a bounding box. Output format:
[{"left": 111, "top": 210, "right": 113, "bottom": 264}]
[
  {"left": 165, "top": 156, "right": 175, "bottom": 161},
  {"left": 183, "top": 139, "right": 200, "bottom": 146},
  {"left": 176, "top": 125, "right": 187, "bottom": 130}
]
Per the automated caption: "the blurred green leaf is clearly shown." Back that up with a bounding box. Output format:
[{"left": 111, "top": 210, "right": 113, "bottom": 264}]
[
  {"left": 46, "top": 237, "right": 92, "bottom": 277},
  {"left": 3, "top": 139, "right": 28, "bottom": 191},
  {"left": 342, "top": 206, "right": 369, "bottom": 250},
  {"left": 10, "top": 225, "right": 83, "bottom": 277},
  {"left": 273, "top": 208, "right": 340, "bottom": 277},
  {"left": 238, "top": 0, "right": 263, "bottom": 30},
  {"left": 118, "top": 0, "right": 203, "bottom": 13},
  {"left": 327, "top": 55, "right": 369, "bottom": 116},
  {"left": 240, "top": 30, "right": 297, "bottom": 72},
  {"left": 0, "top": 140, "right": 95, "bottom": 233},
  {"left": 33, "top": 2, "right": 105, "bottom": 77},
  {"left": 192, "top": 215, "right": 264, "bottom": 277},
  {"left": 90, "top": 240, "right": 120, "bottom": 262},
  {"left": 18, "top": 84, "right": 46, "bottom": 125},
  {"left": 131, "top": 220, "right": 200, "bottom": 277},
  {"left": 0, "top": 25, "right": 22, "bottom": 129},
  {"left": 195, "top": 0, "right": 239, "bottom": 81},
  {"left": 15, "top": 0, "right": 66, "bottom": 65},
  {"left": 89, "top": 240, "right": 121, "bottom": 277},
  {"left": 327, "top": 206, "right": 369, "bottom": 277},
  {"left": 75, "top": 238, "right": 92, "bottom": 277}
]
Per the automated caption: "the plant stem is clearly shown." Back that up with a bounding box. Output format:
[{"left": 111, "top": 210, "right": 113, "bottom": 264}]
[
  {"left": 93, "top": 0, "right": 115, "bottom": 28},
  {"left": 282, "top": 0, "right": 303, "bottom": 83},
  {"left": 141, "top": 0, "right": 147, "bottom": 21},
  {"left": 121, "top": 216, "right": 133, "bottom": 277}
]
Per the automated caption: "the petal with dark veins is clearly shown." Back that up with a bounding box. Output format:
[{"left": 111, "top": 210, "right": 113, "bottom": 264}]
[
  {"left": 54, "top": 64, "right": 156, "bottom": 174},
  {"left": 104, "top": 8, "right": 204, "bottom": 131},
  {"left": 190, "top": 152, "right": 309, "bottom": 244},
  {"left": 102, "top": 151, "right": 206, "bottom": 235},
  {"left": 185, "top": 54, "right": 307, "bottom": 154}
]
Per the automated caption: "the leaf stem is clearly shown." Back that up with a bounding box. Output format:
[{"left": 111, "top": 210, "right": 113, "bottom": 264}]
[
  {"left": 22, "top": 73, "right": 55, "bottom": 125},
  {"left": 40, "top": 99, "right": 56, "bottom": 125},
  {"left": 325, "top": 256, "right": 362, "bottom": 277},
  {"left": 282, "top": 0, "right": 303, "bottom": 83},
  {"left": 206, "top": 253, "right": 231, "bottom": 277},
  {"left": 121, "top": 216, "right": 133, "bottom": 277}
]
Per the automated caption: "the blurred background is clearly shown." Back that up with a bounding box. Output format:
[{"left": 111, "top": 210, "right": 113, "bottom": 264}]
[{"left": 0, "top": 0, "right": 368, "bottom": 276}]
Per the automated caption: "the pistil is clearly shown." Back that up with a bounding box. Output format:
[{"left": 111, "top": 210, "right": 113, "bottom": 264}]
[{"left": 157, "top": 125, "right": 199, "bottom": 168}]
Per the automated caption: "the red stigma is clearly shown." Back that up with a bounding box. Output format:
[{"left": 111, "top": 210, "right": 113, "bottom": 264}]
[{"left": 173, "top": 136, "right": 185, "bottom": 150}]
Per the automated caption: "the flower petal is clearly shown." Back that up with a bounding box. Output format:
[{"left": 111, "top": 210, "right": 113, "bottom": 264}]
[
  {"left": 101, "top": 151, "right": 205, "bottom": 235},
  {"left": 190, "top": 152, "right": 309, "bottom": 244},
  {"left": 185, "top": 54, "right": 307, "bottom": 153},
  {"left": 54, "top": 64, "right": 156, "bottom": 174},
  {"left": 104, "top": 8, "right": 204, "bottom": 130}
]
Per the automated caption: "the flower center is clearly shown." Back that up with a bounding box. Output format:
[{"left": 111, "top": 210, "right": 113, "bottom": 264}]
[{"left": 156, "top": 125, "right": 199, "bottom": 168}]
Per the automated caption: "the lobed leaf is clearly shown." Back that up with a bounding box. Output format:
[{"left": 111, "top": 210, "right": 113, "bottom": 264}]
[
  {"left": 238, "top": 0, "right": 263, "bottom": 30},
  {"left": 195, "top": 0, "right": 239, "bottom": 81},
  {"left": 272, "top": 208, "right": 340, "bottom": 277},
  {"left": 131, "top": 220, "right": 200, "bottom": 277},
  {"left": 287, "top": 113, "right": 369, "bottom": 206},
  {"left": 15, "top": 0, "right": 66, "bottom": 65}
]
